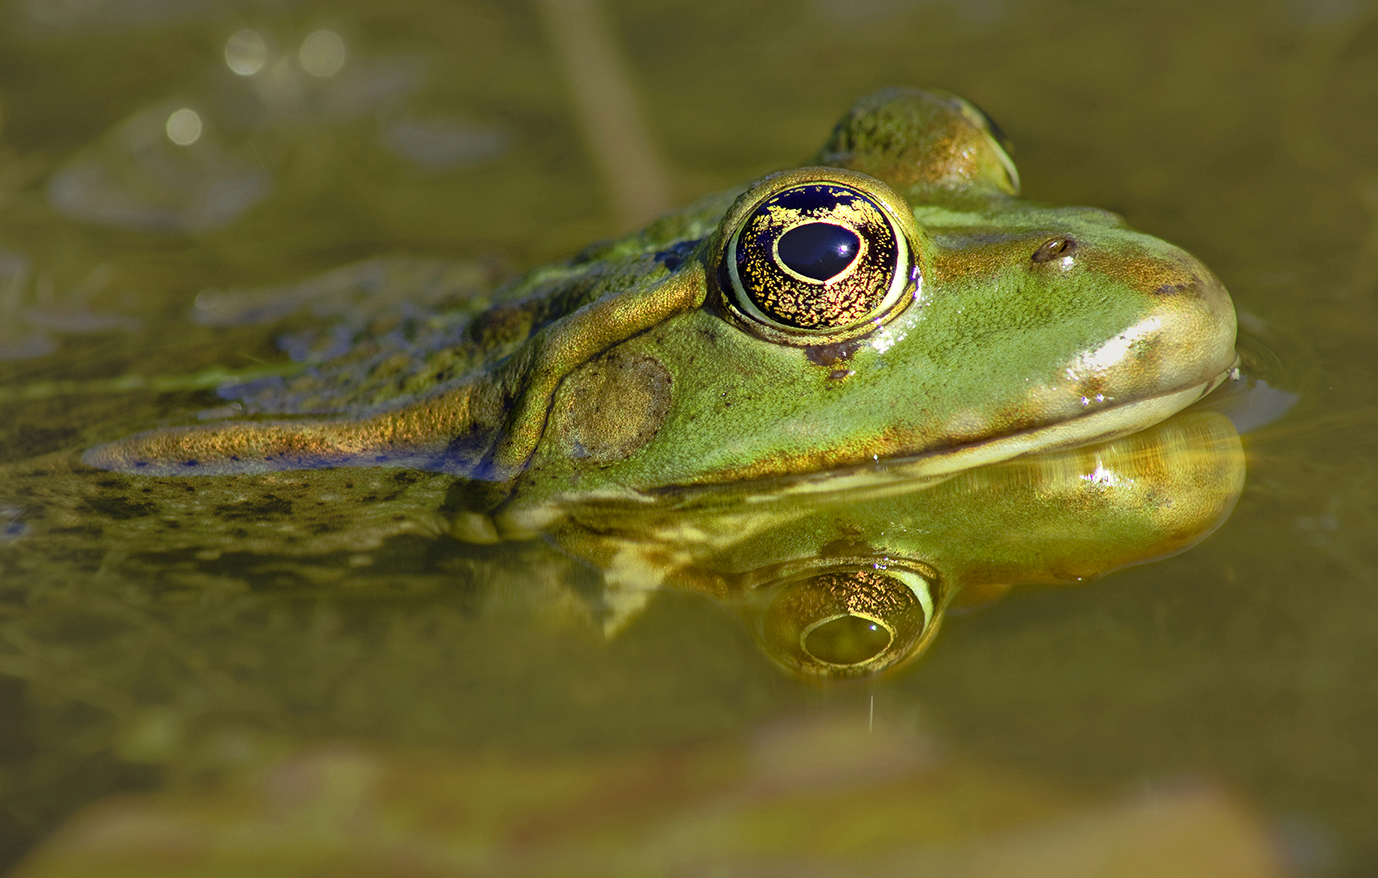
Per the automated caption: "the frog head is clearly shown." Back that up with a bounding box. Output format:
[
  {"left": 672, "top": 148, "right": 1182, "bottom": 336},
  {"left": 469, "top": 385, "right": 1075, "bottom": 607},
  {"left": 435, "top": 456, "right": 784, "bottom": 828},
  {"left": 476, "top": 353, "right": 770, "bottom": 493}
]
[{"left": 499, "top": 88, "right": 1236, "bottom": 535}]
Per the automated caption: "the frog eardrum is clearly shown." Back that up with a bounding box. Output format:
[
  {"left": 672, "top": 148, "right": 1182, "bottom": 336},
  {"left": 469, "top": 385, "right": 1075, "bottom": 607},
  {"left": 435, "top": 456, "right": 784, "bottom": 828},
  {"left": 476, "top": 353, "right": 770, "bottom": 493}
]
[{"left": 717, "top": 167, "right": 921, "bottom": 341}]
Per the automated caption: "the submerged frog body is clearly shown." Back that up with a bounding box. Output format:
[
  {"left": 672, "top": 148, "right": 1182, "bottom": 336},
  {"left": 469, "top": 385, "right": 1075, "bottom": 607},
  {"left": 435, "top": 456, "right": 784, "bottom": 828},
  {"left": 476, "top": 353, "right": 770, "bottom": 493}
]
[{"left": 71, "top": 88, "right": 1241, "bottom": 677}]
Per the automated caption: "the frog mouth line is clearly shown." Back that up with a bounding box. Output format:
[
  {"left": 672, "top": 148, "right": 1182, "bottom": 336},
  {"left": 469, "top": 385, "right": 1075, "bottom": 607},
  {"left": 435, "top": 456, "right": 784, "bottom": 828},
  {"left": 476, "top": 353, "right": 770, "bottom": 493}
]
[{"left": 755, "top": 363, "right": 1240, "bottom": 501}]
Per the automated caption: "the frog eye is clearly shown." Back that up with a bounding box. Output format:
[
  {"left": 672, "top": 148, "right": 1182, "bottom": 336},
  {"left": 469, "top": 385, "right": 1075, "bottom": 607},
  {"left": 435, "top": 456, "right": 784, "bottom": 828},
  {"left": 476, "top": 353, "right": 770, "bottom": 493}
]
[
  {"left": 722, "top": 177, "right": 916, "bottom": 335},
  {"left": 756, "top": 563, "right": 942, "bottom": 680}
]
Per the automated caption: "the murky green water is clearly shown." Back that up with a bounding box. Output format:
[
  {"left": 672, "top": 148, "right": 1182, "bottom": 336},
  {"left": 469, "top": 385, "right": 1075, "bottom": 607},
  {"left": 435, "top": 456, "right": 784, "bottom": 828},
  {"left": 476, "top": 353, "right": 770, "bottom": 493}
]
[{"left": 1, "top": 0, "right": 1376, "bottom": 874}]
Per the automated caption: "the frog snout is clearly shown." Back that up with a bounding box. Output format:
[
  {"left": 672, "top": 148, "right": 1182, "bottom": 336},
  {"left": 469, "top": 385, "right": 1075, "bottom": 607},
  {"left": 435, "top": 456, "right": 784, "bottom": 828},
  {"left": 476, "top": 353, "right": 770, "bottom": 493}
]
[{"left": 1139, "top": 255, "right": 1238, "bottom": 391}]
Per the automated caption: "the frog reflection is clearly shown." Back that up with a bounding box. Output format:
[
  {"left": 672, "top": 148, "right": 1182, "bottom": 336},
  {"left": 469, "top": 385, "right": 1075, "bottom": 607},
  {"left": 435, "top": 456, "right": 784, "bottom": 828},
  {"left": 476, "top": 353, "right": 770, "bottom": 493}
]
[
  {"left": 550, "top": 408, "right": 1244, "bottom": 680},
  {"left": 69, "top": 88, "right": 1241, "bottom": 679}
]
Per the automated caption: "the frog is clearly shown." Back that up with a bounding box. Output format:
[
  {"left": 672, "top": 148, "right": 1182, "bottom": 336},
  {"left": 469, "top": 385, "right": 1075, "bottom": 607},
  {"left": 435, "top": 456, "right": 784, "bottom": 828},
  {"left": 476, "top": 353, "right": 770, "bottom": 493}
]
[
  {"left": 82, "top": 88, "right": 1237, "bottom": 514},
  {"left": 59, "top": 87, "right": 1239, "bottom": 678}
]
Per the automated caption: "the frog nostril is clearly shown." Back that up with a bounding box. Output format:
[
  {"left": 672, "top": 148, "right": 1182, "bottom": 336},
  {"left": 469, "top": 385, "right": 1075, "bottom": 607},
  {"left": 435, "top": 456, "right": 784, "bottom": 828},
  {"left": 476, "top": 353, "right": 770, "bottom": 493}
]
[
  {"left": 1153, "top": 275, "right": 1201, "bottom": 296},
  {"left": 1031, "top": 236, "right": 1077, "bottom": 263}
]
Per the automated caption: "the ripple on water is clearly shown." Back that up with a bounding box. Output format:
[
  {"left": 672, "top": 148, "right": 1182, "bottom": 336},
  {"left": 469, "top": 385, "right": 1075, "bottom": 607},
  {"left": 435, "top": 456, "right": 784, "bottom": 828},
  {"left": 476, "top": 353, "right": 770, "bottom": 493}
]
[{"left": 48, "top": 103, "right": 270, "bottom": 233}]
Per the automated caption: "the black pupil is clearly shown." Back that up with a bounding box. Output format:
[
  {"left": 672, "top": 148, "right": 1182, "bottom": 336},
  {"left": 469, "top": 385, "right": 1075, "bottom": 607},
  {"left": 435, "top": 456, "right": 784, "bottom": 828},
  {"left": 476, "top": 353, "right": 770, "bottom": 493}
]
[{"left": 776, "top": 222, "right": 860, "bottom": 281}]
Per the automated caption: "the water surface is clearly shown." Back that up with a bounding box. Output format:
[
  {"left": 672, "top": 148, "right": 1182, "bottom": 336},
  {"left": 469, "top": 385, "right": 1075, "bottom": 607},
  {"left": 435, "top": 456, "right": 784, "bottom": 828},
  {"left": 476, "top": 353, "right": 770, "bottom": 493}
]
[{"left": 1, "top": 0, "right": 1375, "bottom": 874}]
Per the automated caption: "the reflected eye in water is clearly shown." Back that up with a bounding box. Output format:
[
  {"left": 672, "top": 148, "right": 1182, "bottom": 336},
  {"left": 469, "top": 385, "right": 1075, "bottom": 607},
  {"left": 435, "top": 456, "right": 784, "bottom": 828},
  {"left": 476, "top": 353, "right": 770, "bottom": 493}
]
[
  {"left": 802, "top": 613, "right": 893, "bottom": 665},
  {"left": 755, "top": 562, "right": 943, "bottom": 680},
  {"left": 718, "top": 169, "right": 919, "bottom": 340}
]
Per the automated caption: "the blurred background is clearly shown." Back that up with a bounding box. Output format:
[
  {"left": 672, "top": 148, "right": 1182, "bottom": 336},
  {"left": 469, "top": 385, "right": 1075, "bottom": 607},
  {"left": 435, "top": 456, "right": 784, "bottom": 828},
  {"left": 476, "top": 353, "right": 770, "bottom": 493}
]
[{"left": 0, "top": 0, "right": 1376, "bottom": 874}]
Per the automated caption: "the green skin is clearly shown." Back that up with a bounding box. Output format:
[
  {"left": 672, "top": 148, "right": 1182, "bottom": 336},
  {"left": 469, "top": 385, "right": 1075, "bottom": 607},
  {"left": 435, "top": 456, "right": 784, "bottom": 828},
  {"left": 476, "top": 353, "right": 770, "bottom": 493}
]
[
  {"left": 52, "top": 88, "right": 1245, "bottom": 679},
  {"left": 82, "top": 88, "right": 1237, "bottom": 542}
]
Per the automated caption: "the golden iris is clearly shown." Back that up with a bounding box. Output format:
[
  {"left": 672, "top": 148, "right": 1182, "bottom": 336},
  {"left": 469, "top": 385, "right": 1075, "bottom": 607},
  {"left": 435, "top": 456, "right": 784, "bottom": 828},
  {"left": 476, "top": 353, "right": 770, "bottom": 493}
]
[{"left": 725, "top": 182, "right": 912, "bottom": 332}]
